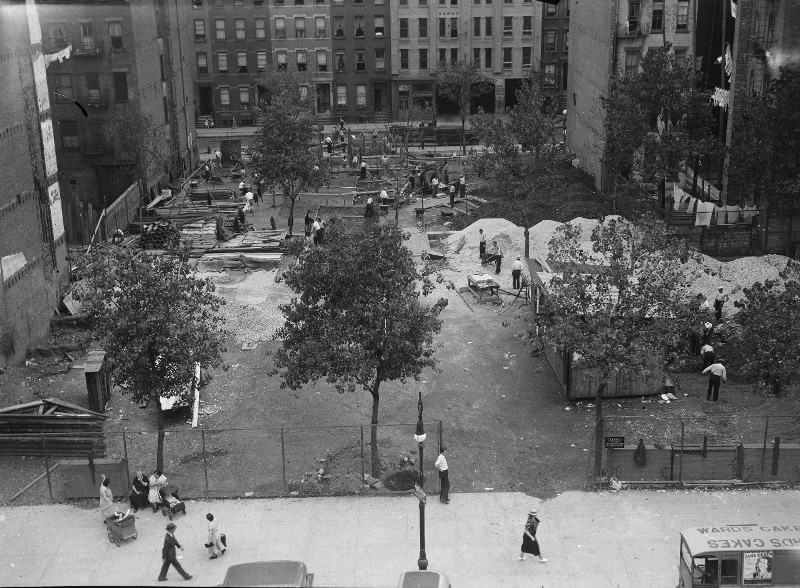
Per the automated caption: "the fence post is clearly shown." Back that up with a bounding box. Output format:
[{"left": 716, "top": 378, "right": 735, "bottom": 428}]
[
  {"left": 678, "top": 421, "right": 685, "bottom": 484},
  {"left": 280, "top": 428, "right": 287, "bottom": 494},
  {"left": 41, "top": 434, "right": 53, "bottom": 501},
  {"left": 360, "top": 425, "right": 365, "bottom": 491},
  {"left": 201, "top": 429, "right": 209, "bottom": 492},
  {"left": 122, "top": 427, "right": 131, "bottom": 490},
  {"left": 760, "top": 417, "right": 770, "bottom": 479},
  {"left": 771, "top": 437, "right": 780, "bottom": 477}
]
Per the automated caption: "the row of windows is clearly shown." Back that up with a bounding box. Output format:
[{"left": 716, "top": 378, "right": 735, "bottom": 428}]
[
  {"left": 50, "top": 72, "right": 129, "bottom": 103},
  {"left": 628, "top": 0, "right": 689, "bottom": 32},
  {"left": 398, "top": 0, "right": 539, "bottom": 6},
  {"left": 58, "top": 121, "right": 108, "bottom": 151},
  {"left": 195, "top": 16, "right": 388, "bottom": 40},
  {"left": 623, "top": 48, "right": 687, "bottom": 76},
  {"left": 195, "top": 18, "right": 268, "bottom": 40},
  {"left": 46, "top": 21, "right": 124, "bottom": 50},
  {"left": 332, "top": 16, "right": 385, "bottom": 37},
  {"left": 197, "top": 49, "right": 387, "bottom": 73},
  {"left": 194, "top": 0, "right": 385, "bottom": 6},
  {"left": 397, "top": 46, "right": 532, "bottom": 70}
]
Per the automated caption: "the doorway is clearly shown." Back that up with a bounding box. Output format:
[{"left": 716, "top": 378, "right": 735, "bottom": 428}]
[
  {"left": 374, "top": 88, "right": 384, "bottom": 111},
  {"left": 317, "top": 84, "right": 331, "bottom": 114},
  {"left": 198, "top": 86, "right": 213, "bottom": 116}
]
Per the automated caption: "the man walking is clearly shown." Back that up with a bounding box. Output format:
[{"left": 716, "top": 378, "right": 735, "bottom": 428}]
[
  {"left": 158, "top": 522, "right": 192, "bottom": 581},
  {"left": 435, "top": 446, "right": 450, "bottom": 504},
  {"left": 512, "top": 256, "right": 524, "bottom": 290},
  {"left": 700, "top": 343, "right": 715, "bottom": 369},
  {"left": 702, "top": 359, "right": 726, "bottom": 402},
  {"left": 479, "top": 229, "right": 486, "bottom": 265}
]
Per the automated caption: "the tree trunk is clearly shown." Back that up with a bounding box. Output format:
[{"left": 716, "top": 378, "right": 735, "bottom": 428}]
[
  {"left": 156, "top": 405, "right": 165, "bottom": 472},
  {"left": 460, "top": 114, "right": 466, "bottom": 156},
  {"left": 288, "top": 181, "right": 297, "bottom": 238},
  {"left": 370, "top": 377, "right": 382, "bottom": 478},
  {"left": 524, "top": 226, "right": 530, "bottom": 259},
  {"left": 593, "top": 381, "right": 607, "bottom": 479}
]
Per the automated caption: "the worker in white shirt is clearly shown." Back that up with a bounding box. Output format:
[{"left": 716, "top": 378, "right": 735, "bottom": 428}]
[
  {"left": 434, "top": 446, "right": 450, "bottom": 504},
  {"left": 379, "top": 189, "right": 388, "bottom": 214},
  {"left": 512, "top": 256, "right": 524, "bottom": 290},
  {"left": 702, "top": 359, "right": 726, "bottom": 402},
  {"left": 479, "top": 229, "right": 487, "bottom": 265},
  {"left": 244, "top": 190, "right": 254, "bottom": 213},
  {"left": 700, "top": 343, "right": 715, "bottom": 369},
  {"left": 365, "top": 195, "right": 375, "bottom": 218},
  {"left": 714, "top": 287, "right": 729, "bottom": 322},
  {"left": 238, "top": 179, "right": 247, "bottom": 197},
  {"left": 312, "top": 218, "right": 321, "bottom": 244}
]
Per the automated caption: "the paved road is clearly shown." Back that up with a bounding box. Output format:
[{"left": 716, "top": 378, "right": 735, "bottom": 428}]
[{"left": 2, "top": 489, "right": 797, "bottom": 587}]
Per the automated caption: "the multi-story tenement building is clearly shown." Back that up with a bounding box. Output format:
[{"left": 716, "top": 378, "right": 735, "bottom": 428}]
[
  {"left": 38, "top": 0, "right": 194, "bottom": 243},
  {"left": 1, "top": 0, "right": 68, "bottom": 368},
  {"left": 331, "top": 0, "right": 391, "bottom": 122},
  {"left": 566, "top": 0, "right": 697, "bottom": 190},
  {"left": 539, "top": 0, "right": 568, "bottom": 111},
  {"left": 389, "top": 0, "right": 542, "bottom": 119}
]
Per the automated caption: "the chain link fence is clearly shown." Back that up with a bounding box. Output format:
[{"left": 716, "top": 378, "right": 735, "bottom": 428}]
[
  {"left": 0, "top": 422, "right": 443, "bottom": 505},
  {"left": 595, "top": 415, "right": 800, "bottom": 486}
]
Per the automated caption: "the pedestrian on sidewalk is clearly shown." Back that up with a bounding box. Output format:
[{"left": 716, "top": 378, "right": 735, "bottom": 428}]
[
  {"left": 702, "top": 359, "right": 726, "bottom": 402},
  {"left": 519, "top": 508, "right": 548, "bottom": 562},
  {"left": 714, "top": 287, "right": 729, "bottom": 322},
  {"left": 206, "top": 513, "right": 226, "bottom": 559},
  {"left": 479, "top": 229, "right": 486, "bottom": 264},
  {"left": 435, "top": 446, "right": 450, "bottom": 504},
  {"left": 512, "top": 256, "right": 524, "bottom": 290},
  {"left": 700, "top": 343, "right": 715, "bottom": 369},
  {"left": 158, "top": 522, "right": 192, "bottom": 581}
]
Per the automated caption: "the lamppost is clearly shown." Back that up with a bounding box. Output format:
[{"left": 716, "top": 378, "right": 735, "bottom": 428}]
[{"left": 413, "top": 389, "right": 428, "bottom": 571}]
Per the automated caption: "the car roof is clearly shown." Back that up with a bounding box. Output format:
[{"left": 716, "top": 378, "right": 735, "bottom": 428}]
[
  {"left": 397, "top": 570, "right": 450, "bottom": 588},
  {"left": 221, "top": 561, "right": 307, "bottom": 587},
  {"left": 681, "top": 524, "right": 800, "bottom": 556}
]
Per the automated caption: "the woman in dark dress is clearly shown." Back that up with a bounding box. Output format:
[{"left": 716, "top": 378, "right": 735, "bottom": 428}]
[
  {"left": 129, "top": 470, "right": 149, "bottom": 512},
  {"left": 519, "top": 508, "right": 548, "bottom": 562}
]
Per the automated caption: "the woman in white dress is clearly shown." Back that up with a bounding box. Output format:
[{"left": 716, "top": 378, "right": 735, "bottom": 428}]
[
  {"left": 99, "top": 474, "right": 115, "bottom": 521},
  {"left": 148, "top": 469, "right": 167, "bottom": 513}
]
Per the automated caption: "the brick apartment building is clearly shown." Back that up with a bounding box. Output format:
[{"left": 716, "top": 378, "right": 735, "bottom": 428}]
[
  {"left": 389, "top": 0, "right": 542, "bottom": 119},
  {"left": 539, "top": 0, "right": 568, "bottom": 112},
  {"left": 1, "top": 0, "right": 68, "bottom": 368},
  {"left": 331, "top": 0, "right": 391, "bottom": 121},
  {"left": 38, "top": 0, "right": 195, "bottom": 244},
  {"left": 566, "top": 0, "right": 697, "bottom": 190}
]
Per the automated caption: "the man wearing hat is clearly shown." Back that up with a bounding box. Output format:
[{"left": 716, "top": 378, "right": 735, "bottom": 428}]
[
  {"left": 158, "top": 522, "right": 192, "bottom": 581},
  {"left": 511, "top": 256, "right": 524, "bottom": 290},
  {"left": 519, "top": 508, "right": 548, "bottom": 562},
  {"left": 702, "top": 358, "right": 727, "bottom": 402}
]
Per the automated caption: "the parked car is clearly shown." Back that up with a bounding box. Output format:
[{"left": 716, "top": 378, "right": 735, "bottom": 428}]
[
  {"left": 220, "top": 561, "right": 314, "bottom": 587},
  {"left": 435, "top": 126, "right": 479, "bottom": 147},
  {"left": 397, "top": 570, "right": 451, "bottom": 588}
]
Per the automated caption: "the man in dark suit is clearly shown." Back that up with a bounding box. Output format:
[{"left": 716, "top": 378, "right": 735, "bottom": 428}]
[{"left": 158, "top": 522, "right": 192, "bottom": 581}]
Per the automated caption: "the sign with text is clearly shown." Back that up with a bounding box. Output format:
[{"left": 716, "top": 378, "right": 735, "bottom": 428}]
[
  {"left": 414, "top": 484, "right": 427, "bottom": 504},
  {"left": 605, "top": 436, "right": 625, "bottom": 448},
  {"left": 743, "top": 551, "right": 772, "bottom": 584}
]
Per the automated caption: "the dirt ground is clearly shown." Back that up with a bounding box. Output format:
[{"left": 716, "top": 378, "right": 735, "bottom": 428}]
[{"left": 2, "top": 154, "right": 797, "bottom": 506}]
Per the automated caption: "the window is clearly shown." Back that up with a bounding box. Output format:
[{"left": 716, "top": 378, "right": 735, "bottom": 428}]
[
  {"left": 439, "top": 18, "right": 446, "bottom": 37},
  {"left": 374, "top": 16, "right": 384, "bottom": 36},
  {"left": 400, "top": 49, "right": 409, "bottom": 70},
  {"left": 439, "top": 0, "right": 445, "bottom": 5},
  {"left": 220, "top": 87, "right": 230, "bottom": 110},
  {"left": 474, "top": 0, "right": 480, "bottom": 4},
  {"left": 562, "top": 62, "right": 568, "bottom": 90},
  {"left": 336, "top": 85, "right": 346, "bottom": 107},
  {"left": 566, "top": 0, "right": 570, "bottom": 16},
  {"left": 85, "top": 122, "right": 106, "bottom": 152},
  {"left": 450, "top": 17, "right": 457, "bottom": 37},
  {"left": 676, "top": 0, "right": 689, "bottom": 31},
  {"left": 502, "top": 47, "right": 512, "bottom": 69},
  {"left": 473, "top": 48, "right": 480, "bottom": 66},
  {"left": 194, "top": 19, "right": 206, "bottom": 41},
  {"left": 651, "top": 2, "right": 664, "bottom": 32},
  {"left": 674, "top": 49, "right": 686, "bottom": 67},
  {"left": 354, "top": 0, "right": 362, "bottom": 4},
  {"left": 276, "top": 51, "right": 287, "bottom": 70},
  {"left": 419, "top": 18, "right": 428, "bottom": 38},
  {"left": 438, "top": 48, "right": 446, "bottom": 66},
  {"left": 484, "top": 47, "right": 492, "bottom": 69},
  {"left": 450, "top": 48, "right": 458, "bottom": 65},
  {"left": 275, "top": 17, "right": 286, "bottom": 39},
  {"left": 419, "top": 0, "right": 427, "bottom": 5},
  {"left": 215, "top": 19, "right": 226, "bottom": 40},
  {"left": 257, "top": 51, "right": 267, "bottom": 72},
  {"left": 485, "top": 17, "right": 492, "bottom": 36},
  {"left": 356, "top": 84, "right": 366, "bottom": 107},
  {"left": 400, "top": 0, "right": 407, "bottom": 4},
  {"left": 375, "top": 49, "right": 385, "bottom": 71},
  {"left": 295, "top": 17, "right": 306, "bottom": 38},
  {"left": 474, "top": 17, "right": 481, "bottom": 37},
  {"left": 334, "top": 17, "right": 345, "bottom": 37},
  {"left": 564, "top": 29, "right": 569, "bottom": 51},
  {"left": 419, "top": 48, "right": 428, "bottom": 69},
  {"left": 317, "top": 50, "right": 327, "bottom": 71},
  {"left": 214, "top": 0, "right": 223, "bottom": 6},
  {"left": 60, "top": 121, "right": 78, "bottom": 149},
  {"left": 522, "top": 46, "right": 531, "bottom": 67},
  {"left": 523, "top": 16, "right": 532, "bottom": 36},
  {"left": 503, "top": 16, "right": 512, "bottom": 36},
  {"left": 399, "top": 84, "right": 410, "bottom": 109},
  {"left": 297, "top": 50, "right": 307, "bottom": 71},
  {"left": 336, "top": 51, "right": 346, "bottom": 71},
  {"left": 375, "top": 0, "right": 384, "bottom": 5},
  {"left": 543, "top": 63, "right": 555, "bottom": 86},
  {"left": 53, "top": 73, "right": 73, "bottom": 99},
  {"left": 295, "top": 0, "right": 304, "bottom": 4},
  {"left": 545, "top": 3, "right": 556, "bottom": 16},
  {"left": 451, "top": 0, "right": 457, "bottom": 4},
  {"left": 239, "top": 87, "right": 250, "bottom": 110},
  {"left": 628, "top": 1, "right": 640, "bottom": 31},
  {"left": 400, "top": 18, "right": 408, "bottom": 38},
  {"left": 545, "top": 30, "right": 556, "bottom": 52},
  {"left": 504, "top": 0, "right": 511, "bottom": 4},
  {"left": 316, "top": 17, "right": 326, "bottom": 38},
  {"left": 234, "top": 0, "right": 244, "bottom": 5},
  {"left": 275, "top": 0, "right": 284, "bottom": 4},
  {"left": 217, "top": 51, "right": 228, "bottom": 73},
  {"left": 83, "top": 73, "right": 100, "bottom": 103},
  {"left": 237, "top": 51, "right": 248, "bottom": 73},
  {"left": 193, "top": 0, "right": 203, "bottom": 6},
  {"left": 354, "top": 16, "right": 364, "bottom": 37},
  {"left": 356, "top": 50, "right": 366, "bottom": 71},
  {"left": 255, "top": 18, "right": 265, "bottom": 38},
  {"left": 625, "top": 51, "right": 640, "bottom": 76},
  {"left": 111, "top": 71, "right": 128, "bottom": 102},
  {"left": 108, "top": 21, "right": 123, "bottom": 49},
  {"left": 255, "top": 0, "right": 263, "bottom": 4},
  {"left": 235, "top": 19, "right": 245, "bottom": 39}
]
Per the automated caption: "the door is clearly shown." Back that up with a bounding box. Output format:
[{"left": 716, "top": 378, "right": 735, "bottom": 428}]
[
  {"left": 317, "top": 84, "right": 330, "bottom": 113},
  {"left": 373, "top": 88, "right": 383, "bottom": 111},
  {"left": 198, "top": 86, "right": 213, "bottom": 116},
  {"left": 691, "top": 555, "right": 740, "bottom": 586}
]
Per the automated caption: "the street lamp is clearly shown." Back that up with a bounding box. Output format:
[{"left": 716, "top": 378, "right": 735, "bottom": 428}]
[{"left": 412, "top": 389, "right": 428, "bottom": 571}]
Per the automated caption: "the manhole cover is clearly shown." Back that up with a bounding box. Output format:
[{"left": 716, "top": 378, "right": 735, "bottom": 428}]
[{"left": 382, "top": 469, "right": 419, "bottom": 491}]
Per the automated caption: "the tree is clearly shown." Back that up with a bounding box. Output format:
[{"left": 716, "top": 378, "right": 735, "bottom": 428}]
[
  {"left": 272, "top": 224, "right": 448, "bottom": 477},
  {"left": 248, "top": 67, "right": 328, "bottom": 237},
  {"left": 435, "top": 61, "right": 494, "bottom": 154},
  {"left": 534, "top": 215, "right": 698, "bottom": 478},
  {"left": 602, "top": 43, "right": 720, "bottom": 187},
  {"left": 732, "top": 261, "right": 800, "bottom": 396},
  {"left": 73, "top": 246, "right": 227, "bottom": 470}
]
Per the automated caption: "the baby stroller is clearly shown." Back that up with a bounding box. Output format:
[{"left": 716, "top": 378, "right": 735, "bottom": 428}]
[{"left": 159, "top": 484, "right": 186, "bottom": 520}]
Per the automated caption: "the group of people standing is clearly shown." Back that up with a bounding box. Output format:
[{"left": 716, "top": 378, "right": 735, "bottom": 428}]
[
  {"left": 303, "top": 210, "right": 327, "bottom": 244},
  {"left": 404, "top": 165, "right": 467, "bottom": 205},
  {"left": 690, "top": 287, "right": 730, "bottom": 402}
]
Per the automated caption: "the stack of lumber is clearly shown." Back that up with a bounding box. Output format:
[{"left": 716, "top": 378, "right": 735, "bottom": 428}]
[
  {"left": 180, "top": 219, "right": 218, "bottom": 254},
  {"left": 0, "top": 398, "right": 106, "bottom": 457}
]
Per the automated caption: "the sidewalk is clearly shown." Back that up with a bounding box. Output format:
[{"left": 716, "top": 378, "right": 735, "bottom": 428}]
[{"left": 2, "top": 489, "right": 798, "bottom": 587}]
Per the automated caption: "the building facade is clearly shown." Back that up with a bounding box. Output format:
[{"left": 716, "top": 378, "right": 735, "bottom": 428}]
[
  {"left": 1, "top": 0, "right": 68, "bottom": 368},
  {"left": 539, "top": 0, "right": 567, "bottom": 111},
  {"left": 566, "top": 0, "right": 698, "bottom": 190},
  {"left": 38, "top": 0, "right": 193, "bottom": 244}
]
